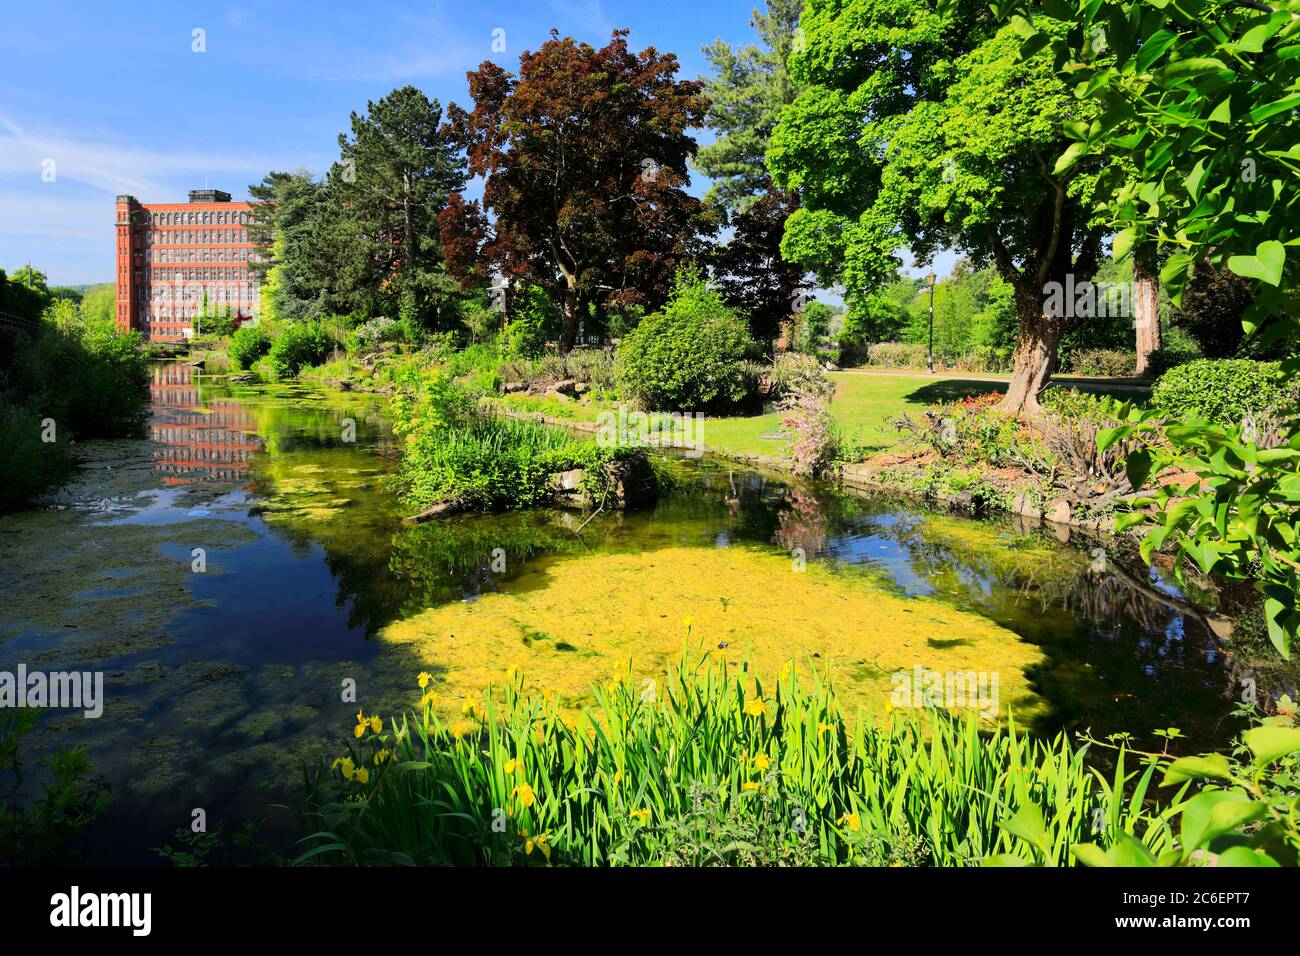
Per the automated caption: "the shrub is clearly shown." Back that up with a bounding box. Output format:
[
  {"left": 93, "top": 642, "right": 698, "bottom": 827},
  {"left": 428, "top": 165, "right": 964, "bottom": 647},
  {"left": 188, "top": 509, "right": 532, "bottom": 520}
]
[
  {"left": 229, "top": 324, "right": 272, "bottom": 369},
  {"left": 267, "top": 321, "right": 332, "bottom": 378},
  {"left": 1065, "top": 349, "right": 1137, "bottom": 377},
  {"left": 1152, "top": 359, "right": 1296, "bottom": 428},
  {"left": 614, "top": 271, "right": 755, "bottom": 413},
  {"left": 7, "top": 311, "right": 151, "bottom": 440},
  {"left": 0, "top": 401, "right": 71, "bottom": 512},
  {"left": 866, "top": 342, "right": 928, "bottom": 369},
  {"left": 782, "top": 387, "right": 840, "bottom": 478},
  {"left": 953, "top": 346, "right": 1013, "bottom": 373},
  {"left": 392, "top": 371, "right": 633, "bottom": 511},
  {"left": 1144, "top": 347, "right": 1202, "bottom": 379},
  {"left": 899, "top": 393, "right": 1029, "bottom": 468},
  {"left": 348, "top": 316, "right": 403, "bottom": 351},
  {"left": 768, "top": 352, "right": 834, "bottom": 404},
  {"left": 504, "top": 286, "right": 560, "bottom": 359}
]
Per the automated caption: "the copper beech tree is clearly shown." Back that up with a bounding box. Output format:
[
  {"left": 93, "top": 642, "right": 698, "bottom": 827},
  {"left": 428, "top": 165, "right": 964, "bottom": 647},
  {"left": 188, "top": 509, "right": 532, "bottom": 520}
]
[{"left": 438, "top": 30, "right": 715, "bottom": 352}]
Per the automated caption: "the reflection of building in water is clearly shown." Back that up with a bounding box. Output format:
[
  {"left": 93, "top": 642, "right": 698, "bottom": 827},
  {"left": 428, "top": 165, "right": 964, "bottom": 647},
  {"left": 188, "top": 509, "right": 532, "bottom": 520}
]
[{"left": 149, "top": 364, "right": 261, "bottom": 485}]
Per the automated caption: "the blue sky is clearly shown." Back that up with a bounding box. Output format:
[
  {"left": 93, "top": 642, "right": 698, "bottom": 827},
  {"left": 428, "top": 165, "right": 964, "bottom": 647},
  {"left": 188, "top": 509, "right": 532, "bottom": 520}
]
[{"left": 0, "top": 0, "right": 951, "bottom": 287}]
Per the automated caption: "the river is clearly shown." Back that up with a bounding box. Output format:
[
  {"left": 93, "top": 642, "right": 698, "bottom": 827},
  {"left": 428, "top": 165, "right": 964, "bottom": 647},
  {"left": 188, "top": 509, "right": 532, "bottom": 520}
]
[{"left": 0, "top": 360, "right": 1294, "bottom": 864}]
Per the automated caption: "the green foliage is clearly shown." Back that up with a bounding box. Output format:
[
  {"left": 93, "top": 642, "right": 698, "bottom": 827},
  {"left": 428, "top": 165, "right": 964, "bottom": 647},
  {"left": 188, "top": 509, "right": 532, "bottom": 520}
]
[
  {"left": 4, "top": 303, "right": 151, "bottom": 445},
  {"left": 228, "top": 324, "right": 272, "bottom": 369},
  {"left": 794, "top": 301, "right": 835, "bottom": 353},
  {"left": 1144, "top": 347, "right": 1202, "bottom": 379},
  {"left": 347, "top": 316, "right": 404, "bottom": 351},
  {"left": 901, "top": 392, "right": 1030, "bottom": 469},
  {"left": 1000, "top": 701, "right": 1300, "bottom": 868},
  {"left": 1152, "top": 360, "right": 1294, "bottom": 428},
  {"left": 0, "top": 401, "right": 72, "bottom": 512},
  {"left": 864, "top": 343, "right": 934, "bottom": 369},
  {"left": 768, "top": 351, "right": 834, "bottom": 404},
  {"left": 503, "top": 286, "right": 559, "bottom": 359},
  {"left": 614, "top": 271, "right": 756, "bottom": 413},
  {"left": 391, "top": 370, "right": 627, "bottom": 512},
  {"left": 1009, "top": 0, "right": 1300, "bottom": 658},
  {"left": 267, "top": 321, "right": 332, "bottom": 378},
  {"left": 0, "top": 264, "right": 53, "bottom": 321},
  {"left": 770, "top": 4, "right": 1106, "bottom": 409},
  {"left": 78, "top": 283, "right": 115, "bottom": 327},
  {"left": 1, "top": 712, "right": 112, "bottom": 865},
  {"left": 296, "top": 653, "right": 1175, "bottom": 867},
  {"left": 696, "top": 0, "right": 804, "bottom": 214}
]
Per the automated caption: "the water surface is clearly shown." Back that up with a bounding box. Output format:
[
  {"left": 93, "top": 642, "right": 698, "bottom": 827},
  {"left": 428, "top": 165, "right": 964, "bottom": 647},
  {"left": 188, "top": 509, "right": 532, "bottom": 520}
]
[{"left": 1, "top": 361, "right": 1292, "bottom": 863}]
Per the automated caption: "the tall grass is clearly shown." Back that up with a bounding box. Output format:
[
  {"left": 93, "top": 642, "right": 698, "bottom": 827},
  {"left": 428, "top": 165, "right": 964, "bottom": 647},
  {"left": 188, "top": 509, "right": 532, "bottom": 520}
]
[{"left": 296, "top": 652, "right": 1182, "bottom": 866}]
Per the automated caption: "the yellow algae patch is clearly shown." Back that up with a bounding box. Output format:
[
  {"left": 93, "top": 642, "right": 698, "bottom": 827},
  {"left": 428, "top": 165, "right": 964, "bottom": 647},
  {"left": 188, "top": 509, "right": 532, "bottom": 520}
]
[{"left": 380, "top": 545, "right": 1045, "bottom": 723}]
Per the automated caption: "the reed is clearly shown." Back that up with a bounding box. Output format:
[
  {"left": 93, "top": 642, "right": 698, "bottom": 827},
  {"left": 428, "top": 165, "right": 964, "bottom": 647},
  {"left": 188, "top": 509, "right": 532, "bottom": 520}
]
[{"left": 296, "top": 652, "right": 1181, "bottom": 866}]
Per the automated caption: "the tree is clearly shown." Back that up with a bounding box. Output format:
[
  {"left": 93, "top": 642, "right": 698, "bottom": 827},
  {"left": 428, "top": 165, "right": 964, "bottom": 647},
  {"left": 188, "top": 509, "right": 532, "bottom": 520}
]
[
  {"left": 330, "top": 87, "right": 465, "bottom": 327},
  {"left": 249, "top": 169, "right": 329, "bottom": 323},
  {"left": 0, "top": 264, "right": 52, "bottom": 322},
  {"left": 768, "top": 1, "right": 1108, "bottom": 413},
  {"left": 1172, "top": 264, "right": 1256, "bottom": 359},
  {"left": 1008, "top": 0, "right": 1300, "bottom": 656},
  {"left": 712, "top": 184, "right": 809, "bottom": 345},
  {"left": 440, "top": 30, "right": 713, "bottom": 352},
  {"left": 1132, "top": 245, "right": 1162, "bottom": 377},
  {"left": 79, "top": 284, "right": 116, "bottom": 329},
  {"left": 695, "top": 0, "right": 804, "bottom": 215}
]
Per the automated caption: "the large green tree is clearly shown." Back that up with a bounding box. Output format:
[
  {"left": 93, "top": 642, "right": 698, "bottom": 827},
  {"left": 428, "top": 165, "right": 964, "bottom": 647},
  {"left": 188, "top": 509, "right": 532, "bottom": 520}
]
[
  {"left": 440, "top": 31, "right": 713, "bottom": 352},
  {"left": 696, "top": 0, "right": 804, "bottom": 214},
  {"left": 768, "top": 0, "right": 1108, "bottom": 413},
  {"left": 330, "top": 86, "right": 466, "bottom": 326},
  {"left": 1003, "top": 0, "right": 1300, "bottom": 656},
  {"left": 248, "top": 169, "right": 329, "bottom": 323}
]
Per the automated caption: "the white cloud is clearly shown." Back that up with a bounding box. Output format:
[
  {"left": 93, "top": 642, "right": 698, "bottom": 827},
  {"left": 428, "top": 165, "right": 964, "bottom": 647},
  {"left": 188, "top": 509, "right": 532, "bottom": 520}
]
[{"left": 0, "top": 114, "right": 279, "bottom": 199}]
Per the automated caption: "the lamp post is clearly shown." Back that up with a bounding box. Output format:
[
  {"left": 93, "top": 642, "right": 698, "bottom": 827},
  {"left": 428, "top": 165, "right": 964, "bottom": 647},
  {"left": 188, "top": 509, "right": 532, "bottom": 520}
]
[{"left": 926, "top": 272, "right": 936, "bottom": 374}]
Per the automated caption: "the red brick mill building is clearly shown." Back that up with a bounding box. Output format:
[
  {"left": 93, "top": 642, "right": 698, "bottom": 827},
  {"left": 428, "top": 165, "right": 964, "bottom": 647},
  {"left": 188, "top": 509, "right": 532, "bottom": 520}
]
[{"left": 115, "top": 189, "right": 263, "bottom": 342}]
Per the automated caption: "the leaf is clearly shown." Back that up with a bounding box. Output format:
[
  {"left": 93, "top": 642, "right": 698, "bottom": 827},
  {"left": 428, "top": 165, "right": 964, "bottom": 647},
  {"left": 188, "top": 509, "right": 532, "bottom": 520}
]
[
  {"left": 1161, "top": 753, "right": 1232, "bottom": 784},
  {"left": 1155, "top": 57, "right": 1228, "bottom": 80},
  {"left": 1070, "top": 842, "right": 1112, "bottom": 867},
  {"left": 1107, "top": 833, "right": 1159, "bottom": 867},
  {"left": 1096, "top": 425, "right": 1130, "bottom": 454},
  {"left": 1112, "top": 226, "right": 1137, "bottom": 261},
  {"left": 1136, "top": 29, "right": 1179, "bottom": 72},
  {"left": 1250, "top": 93, "right": 1300, "bottom": 124},
  {"left": 1242, "top": 725, "right": 1300, "bottom": 765},
  {"left": 1125, "top": 448, "right": 1154, "bottom": 490},
  {"left": 1053, "top": 141, "right": 1089, "bottom": 176},
  {"left": 1236, "top": 19, "right": 1284, "bottom": 54},
  {"left": 1215, "top": 846, "right": 1280, "bottom": 867},
  {"left": 1227, "top": 241, "right": 1286, "bottom": 286},
  {"left": 1179, "top": 790, "right": 1261, "bottom": 852},
  {"left": 998, "top": 805, "right": 1051, "bottom": 858}
]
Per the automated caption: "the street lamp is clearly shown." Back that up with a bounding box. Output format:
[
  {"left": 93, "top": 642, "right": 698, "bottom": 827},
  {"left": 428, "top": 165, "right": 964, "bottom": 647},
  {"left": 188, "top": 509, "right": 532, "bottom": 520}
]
[{"left": 926, "top": 272, "right": 937, "bottom": 374}]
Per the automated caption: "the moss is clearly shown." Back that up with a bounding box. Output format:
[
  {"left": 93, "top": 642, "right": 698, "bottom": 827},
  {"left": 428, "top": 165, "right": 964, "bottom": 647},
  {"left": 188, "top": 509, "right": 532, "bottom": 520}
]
[{"left": 380, "top": 544, "right": 1045, "bottom": 721}]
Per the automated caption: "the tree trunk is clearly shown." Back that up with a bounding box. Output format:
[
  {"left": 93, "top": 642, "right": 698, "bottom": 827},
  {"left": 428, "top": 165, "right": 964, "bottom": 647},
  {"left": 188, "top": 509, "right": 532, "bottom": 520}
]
[
  {"left": 560, "top": 289, "right": 580, "bottom": 353},
  {"left": 1133, "top": 252, "right": 1161, "bottom": 378},
  {"left": 1000, "top": 287, "right": 1061, "bottom": 416}
]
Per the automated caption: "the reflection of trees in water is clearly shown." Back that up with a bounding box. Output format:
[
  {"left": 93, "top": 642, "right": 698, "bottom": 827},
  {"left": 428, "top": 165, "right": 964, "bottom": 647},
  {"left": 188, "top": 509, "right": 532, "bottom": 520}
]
[{"left": 773, "top": 488, "right": 831, "bottom": 558}]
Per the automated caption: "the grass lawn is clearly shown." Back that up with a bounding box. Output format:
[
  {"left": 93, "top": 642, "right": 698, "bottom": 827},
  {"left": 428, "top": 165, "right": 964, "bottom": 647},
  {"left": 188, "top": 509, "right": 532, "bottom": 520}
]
[{"left": 495, "top": 371, "right": 1144, "bottom": 460}]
